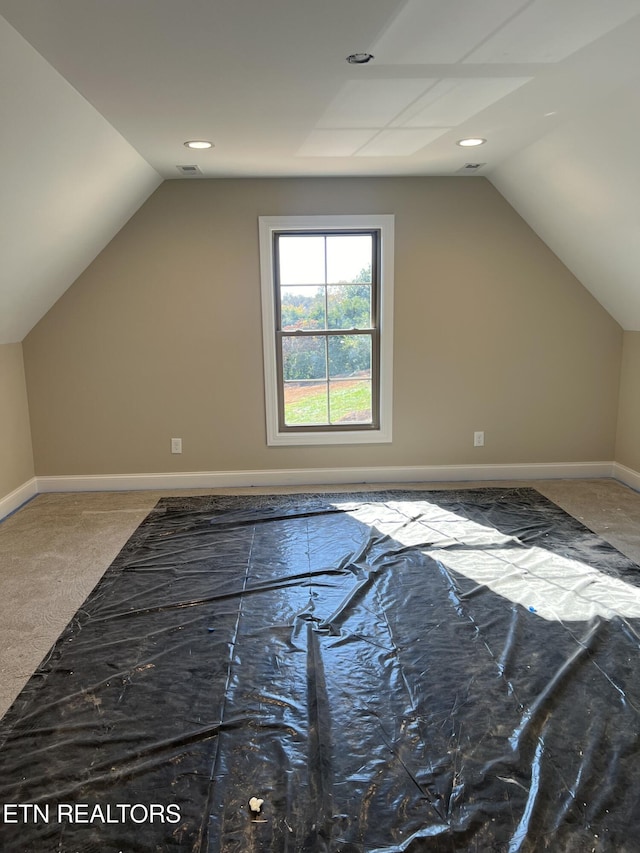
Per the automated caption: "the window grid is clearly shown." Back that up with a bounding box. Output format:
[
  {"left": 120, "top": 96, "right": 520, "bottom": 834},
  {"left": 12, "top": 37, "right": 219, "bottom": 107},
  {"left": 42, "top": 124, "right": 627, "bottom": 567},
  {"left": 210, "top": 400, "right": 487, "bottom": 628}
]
[{"left": 273, "top": 230, "right": 380, "bottom": 433}]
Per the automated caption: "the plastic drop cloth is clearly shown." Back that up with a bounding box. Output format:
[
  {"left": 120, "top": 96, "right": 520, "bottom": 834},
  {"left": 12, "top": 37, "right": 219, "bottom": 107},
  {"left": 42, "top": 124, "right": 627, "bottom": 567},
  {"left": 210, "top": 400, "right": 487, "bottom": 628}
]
[{"left": 1, "top": 487, "right": 640, "bottom": 852}]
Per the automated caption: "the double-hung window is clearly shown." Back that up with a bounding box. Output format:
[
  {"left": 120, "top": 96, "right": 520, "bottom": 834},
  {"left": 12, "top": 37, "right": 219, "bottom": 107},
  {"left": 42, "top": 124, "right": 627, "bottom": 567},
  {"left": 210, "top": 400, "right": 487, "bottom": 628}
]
[{"left": 259, "top": 215, "right": 394, "bottom": 445}]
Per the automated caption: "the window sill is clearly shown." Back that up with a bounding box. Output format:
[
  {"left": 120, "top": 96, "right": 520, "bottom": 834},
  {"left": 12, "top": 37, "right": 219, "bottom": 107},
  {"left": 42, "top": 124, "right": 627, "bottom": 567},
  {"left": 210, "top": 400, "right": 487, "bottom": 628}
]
[{"left": 267, "top": 424, "right": 392, "bottom": 446}]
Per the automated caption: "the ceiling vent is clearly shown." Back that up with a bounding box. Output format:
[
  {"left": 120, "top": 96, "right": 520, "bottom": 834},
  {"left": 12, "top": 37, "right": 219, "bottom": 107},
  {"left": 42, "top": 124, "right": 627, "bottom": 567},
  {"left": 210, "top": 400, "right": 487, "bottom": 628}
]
[
  {"left": 177, "top": 164, "right": 203, "bottom": 176},
  {"left": 456, "top": 162, "right": 486, "bottom": 174}
]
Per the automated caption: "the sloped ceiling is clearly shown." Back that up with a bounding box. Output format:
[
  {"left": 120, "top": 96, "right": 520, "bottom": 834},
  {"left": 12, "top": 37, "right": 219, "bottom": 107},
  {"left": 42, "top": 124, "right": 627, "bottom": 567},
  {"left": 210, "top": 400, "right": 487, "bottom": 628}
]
[
  {"left": 492, "top": 75, "right": 640, "bottom": 328},
  {"left": 0, "top": 16, "right": 161, "bottom": 343},
  {"left": 1, "top": 0, "right": 640, "bottom": 340}
]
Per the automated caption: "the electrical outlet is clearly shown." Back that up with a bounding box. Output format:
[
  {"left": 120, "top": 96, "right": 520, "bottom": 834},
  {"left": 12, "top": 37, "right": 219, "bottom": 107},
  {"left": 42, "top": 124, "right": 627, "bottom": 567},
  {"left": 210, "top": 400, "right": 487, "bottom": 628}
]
[
  {"left": 473, "top": 431, "right": 485, "bottom": 447},
  {"left": 171, "top": 438, "right": 182, "bottom": 454}
]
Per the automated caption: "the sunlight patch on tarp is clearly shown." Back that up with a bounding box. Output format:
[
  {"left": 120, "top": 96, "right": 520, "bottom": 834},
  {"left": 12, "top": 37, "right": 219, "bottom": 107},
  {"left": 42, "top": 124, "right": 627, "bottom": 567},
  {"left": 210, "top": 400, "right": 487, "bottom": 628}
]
[{"left": 339, "top": 497, "right": 640, "bottom": 622}]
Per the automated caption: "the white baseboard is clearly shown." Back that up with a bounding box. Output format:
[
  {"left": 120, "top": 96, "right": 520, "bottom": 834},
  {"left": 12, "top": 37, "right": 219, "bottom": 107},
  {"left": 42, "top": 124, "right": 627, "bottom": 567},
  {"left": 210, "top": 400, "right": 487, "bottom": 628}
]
[
  {"left": 3, "top": 461, "right": 633, "bottom": 521},
  {"left": 612, "top": 463, "right": 640, "bottom": 493},
  {"left": 0, "top": 477, "right": 38, "bottom": 522},
  {"left": 35, "top": 461, "right": 615, "bottom": 494}
]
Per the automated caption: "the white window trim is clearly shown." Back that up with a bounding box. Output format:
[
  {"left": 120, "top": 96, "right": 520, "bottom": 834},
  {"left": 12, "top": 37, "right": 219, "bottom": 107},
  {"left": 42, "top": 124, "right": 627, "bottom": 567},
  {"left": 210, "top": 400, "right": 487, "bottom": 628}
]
[{"left": 259, "top": 214, "right": 394, "bottom": 446}]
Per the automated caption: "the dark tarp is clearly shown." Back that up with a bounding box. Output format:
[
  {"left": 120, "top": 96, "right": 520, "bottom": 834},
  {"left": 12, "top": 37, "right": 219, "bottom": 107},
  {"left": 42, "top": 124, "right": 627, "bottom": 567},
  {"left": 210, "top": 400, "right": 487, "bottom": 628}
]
[{"left": 1, "top": 487, "right": 640, "bottom": 852}]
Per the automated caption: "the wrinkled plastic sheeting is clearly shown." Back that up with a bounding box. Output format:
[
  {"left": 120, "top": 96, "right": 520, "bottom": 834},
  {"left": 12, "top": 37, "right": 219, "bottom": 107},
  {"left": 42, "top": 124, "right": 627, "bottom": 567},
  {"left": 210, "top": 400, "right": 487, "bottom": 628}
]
[{"left": 2, "top": 487, "right": 640, "bottom": 851}]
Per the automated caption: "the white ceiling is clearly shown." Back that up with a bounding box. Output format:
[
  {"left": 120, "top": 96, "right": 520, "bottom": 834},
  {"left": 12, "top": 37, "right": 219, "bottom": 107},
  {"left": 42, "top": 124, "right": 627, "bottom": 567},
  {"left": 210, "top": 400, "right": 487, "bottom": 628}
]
[
  {"left": 1, "top": 0, "right": 640, "bottom": 341},
  {"left": 0, "top": 15, "right": 161, "bottom": 343}
]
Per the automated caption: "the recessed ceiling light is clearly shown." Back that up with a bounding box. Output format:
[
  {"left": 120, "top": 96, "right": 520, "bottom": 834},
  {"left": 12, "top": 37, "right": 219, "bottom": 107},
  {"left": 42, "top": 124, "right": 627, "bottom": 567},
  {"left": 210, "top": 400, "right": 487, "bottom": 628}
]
[
  {"left": 184, "top": 140, "right": 213, "bottom": 149},
  {"left": 457, "top": 138, "right": 486, "bottom": 147},
  {"left": 346, "top": 53, "right": 374, "bottom": 64}
]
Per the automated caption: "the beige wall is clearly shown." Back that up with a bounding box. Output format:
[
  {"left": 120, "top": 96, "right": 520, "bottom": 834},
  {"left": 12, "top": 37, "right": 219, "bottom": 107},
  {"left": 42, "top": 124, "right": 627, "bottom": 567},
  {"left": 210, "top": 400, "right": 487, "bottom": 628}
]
[
  {"left": 0, "top": 343, "right": 34, "bottom": 499},
  {"left": 615, "top": 331, "right": 640, "bottom": 472},
  {"left": 23, "top": 177, "right": 622, "bottom": 477}
]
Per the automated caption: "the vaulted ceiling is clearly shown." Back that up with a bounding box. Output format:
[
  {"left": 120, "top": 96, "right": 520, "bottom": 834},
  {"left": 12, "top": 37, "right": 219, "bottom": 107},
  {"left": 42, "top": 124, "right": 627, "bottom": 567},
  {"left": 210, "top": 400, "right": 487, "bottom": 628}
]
[{"left": 2, "top": 0, "right": 640, "bottom": 343}]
